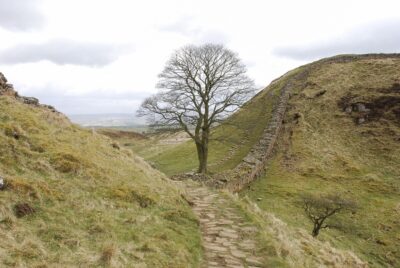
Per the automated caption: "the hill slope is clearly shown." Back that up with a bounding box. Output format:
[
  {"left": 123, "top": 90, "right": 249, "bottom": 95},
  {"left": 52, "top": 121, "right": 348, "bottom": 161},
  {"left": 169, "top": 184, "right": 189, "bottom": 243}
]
[
  {"left": 0, "top": 75, "right": 201, "bottom": 267},
  {"left": 241, "top": 55, "right": 400, "bottom": 267},
  {"left": 132, "top": 54, "right": 400, "bottom": 267},
  {"left": 140, "top": 72, "right": 283, "bottom": 176}
]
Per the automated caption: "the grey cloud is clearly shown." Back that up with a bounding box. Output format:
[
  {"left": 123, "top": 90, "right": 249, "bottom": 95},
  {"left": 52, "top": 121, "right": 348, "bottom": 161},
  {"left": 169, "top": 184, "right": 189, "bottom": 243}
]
[
  {"left": 0, "top": 0, "right": 44, "bottom": 31},
  {"left": 274, "top": 19, "right": 400, "bottom": 60},
  {"left": 0, "top": 39, "right": 132, "bottom": 67}
]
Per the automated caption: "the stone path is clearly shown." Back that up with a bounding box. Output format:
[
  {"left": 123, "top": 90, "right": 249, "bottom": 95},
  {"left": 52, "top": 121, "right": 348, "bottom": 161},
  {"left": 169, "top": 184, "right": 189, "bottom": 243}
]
[{"left": 184, "top": 182, "right": 266, "bottom": 268}]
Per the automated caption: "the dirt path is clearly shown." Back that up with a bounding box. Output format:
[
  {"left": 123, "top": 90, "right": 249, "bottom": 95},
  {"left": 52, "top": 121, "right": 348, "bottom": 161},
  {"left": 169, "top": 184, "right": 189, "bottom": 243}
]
[{"left": 184, "top": 182, "right": 266, "bottom": 268}]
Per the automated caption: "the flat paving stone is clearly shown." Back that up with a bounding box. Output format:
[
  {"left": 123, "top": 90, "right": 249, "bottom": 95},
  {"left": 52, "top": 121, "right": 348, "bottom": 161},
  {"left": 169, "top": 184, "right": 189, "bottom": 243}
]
[{"left": 183, "top": 182, "right": 266, "bottom": 267}]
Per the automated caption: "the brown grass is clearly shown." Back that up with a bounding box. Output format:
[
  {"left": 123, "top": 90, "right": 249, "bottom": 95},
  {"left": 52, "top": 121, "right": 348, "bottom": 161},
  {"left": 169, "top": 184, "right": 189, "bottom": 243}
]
[{"left": 0, "top": 95, "right": 202, "bottom": 267}]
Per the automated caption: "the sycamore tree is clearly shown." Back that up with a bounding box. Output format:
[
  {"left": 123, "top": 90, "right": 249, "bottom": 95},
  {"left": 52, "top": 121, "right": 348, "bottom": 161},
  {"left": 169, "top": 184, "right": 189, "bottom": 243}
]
[{"left": 137, "top": 44, "right": 255, "bottom": 174}]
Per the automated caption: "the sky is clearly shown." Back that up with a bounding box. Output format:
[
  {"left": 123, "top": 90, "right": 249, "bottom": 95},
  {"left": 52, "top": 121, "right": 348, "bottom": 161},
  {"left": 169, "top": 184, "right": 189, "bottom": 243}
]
[{"left": 0, "top": 0, "right": 399, "bottom": 115}]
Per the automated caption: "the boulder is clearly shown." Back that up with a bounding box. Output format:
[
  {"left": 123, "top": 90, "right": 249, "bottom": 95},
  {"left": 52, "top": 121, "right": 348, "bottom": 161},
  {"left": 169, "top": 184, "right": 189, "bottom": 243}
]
[
  {"left": 22, "top": 97, "right": 39, "bottom": 105},
  {"left": 0, "top": 72, "right": 7, "bottom": 84}
]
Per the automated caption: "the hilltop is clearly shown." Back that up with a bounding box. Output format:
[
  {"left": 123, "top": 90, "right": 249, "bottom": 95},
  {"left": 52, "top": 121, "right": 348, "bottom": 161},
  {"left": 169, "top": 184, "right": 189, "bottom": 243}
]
[{"left": 0, "top": 73, "right": 201, "bottom": 267}]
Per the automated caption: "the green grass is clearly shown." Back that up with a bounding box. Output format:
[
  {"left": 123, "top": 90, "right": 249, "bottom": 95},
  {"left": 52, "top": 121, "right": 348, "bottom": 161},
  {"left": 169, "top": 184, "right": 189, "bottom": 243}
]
[
  {"left": 135, "top": 74, "right": 295, "bottom": 176},
  {"left": 0, "top": 96, "right": 202, "bottom": 267},
  {"left": 242, "top": 58, "right": 400, "bottom": 267},
  {"left": 92, "top": 56, "right": 400, "bottom": 267}
]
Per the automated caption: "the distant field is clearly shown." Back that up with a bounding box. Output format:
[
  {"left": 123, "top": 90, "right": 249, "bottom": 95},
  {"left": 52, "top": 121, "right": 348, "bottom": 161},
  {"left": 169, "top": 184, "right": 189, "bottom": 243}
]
[{"left": 68, "top": 113, "right": 148, "bottom": 131}]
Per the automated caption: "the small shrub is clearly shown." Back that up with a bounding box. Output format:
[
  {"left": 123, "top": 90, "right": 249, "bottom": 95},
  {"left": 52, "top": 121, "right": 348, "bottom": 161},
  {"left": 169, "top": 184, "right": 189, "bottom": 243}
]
[
  {"left": 111, "top": 142, "right": 120, "bottom": 149},
  {"left": 14, "top": 202, "right": 36, "bottom": 218},
  {"left": 4, "top": 124, "right": 24, "bottom": 140},
  {"left": 111, "top": 188, "right": 155, "bottom": 208},
  {"left": 51, "top": 153, "right": 82, "bottom": 173},
  {"left": 132, "top": 191, "right": 155, "bottom": 208},
  {"left": 6, "top": 177, "right": 38, "bottom": 197},
  {"left": 0, "top": 216, "right": 14, "bottom": 228},
  {"left": 301, "top": 193, "right": 357, "bottom": 237},
  {"left": 100, "top": 244, "right": 116, "bottom": 266}
]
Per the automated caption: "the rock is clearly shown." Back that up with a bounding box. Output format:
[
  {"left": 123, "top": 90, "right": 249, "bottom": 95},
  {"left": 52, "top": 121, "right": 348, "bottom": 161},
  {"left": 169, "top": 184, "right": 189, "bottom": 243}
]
[
  {"left": 345, "top": 106, "right": 352, "bottom": 113},
  {"left": 231, "top": 249, "right": 247, "bottom": 258},
  {"left": 0, "top": 177, "right": 5, "bottom": 190},
  {"left": 42, "top": 104, "right": 57, "bottom": 112},
  {"left": 314, "top": 89, "right": 327, "bottom": 98},
  {"left": 219, "top": 231, "right": 239, "bottom": 239},
  {"left": 22, "top": 97, "right": 39, "bottom": 105},
  {"left": 256, "top": 197, "right": 262, "bottom": 201},
  {"left": 246, "top": 257, "right": 264, "bottom": 266},
  {"left": 204, "top": 244, "right": 228, "bottom": 252},
  {"left": 355, "top": 103, "right": 370, "bottom": 112},
  {"left": 1, "top": 73, "right": 7, "bottom": 84},
  {"left": 358, "top": 117, "right": 366, "bottom": 124}
]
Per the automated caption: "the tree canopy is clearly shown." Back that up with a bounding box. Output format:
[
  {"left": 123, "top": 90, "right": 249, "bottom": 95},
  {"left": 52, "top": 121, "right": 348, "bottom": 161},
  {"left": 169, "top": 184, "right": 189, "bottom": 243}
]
[{"left": 138, "top": 44, "right": 255, "bottom": 173}]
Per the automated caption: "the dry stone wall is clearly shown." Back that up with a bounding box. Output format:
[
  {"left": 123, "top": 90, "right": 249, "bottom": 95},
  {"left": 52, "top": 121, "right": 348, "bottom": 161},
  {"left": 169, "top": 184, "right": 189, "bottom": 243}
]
[
  {"left": 212, "top": 69, "right": 309, "bottom": 192},
  {"left": 213, "top": 53, "right": 400, "bottom": 192}
]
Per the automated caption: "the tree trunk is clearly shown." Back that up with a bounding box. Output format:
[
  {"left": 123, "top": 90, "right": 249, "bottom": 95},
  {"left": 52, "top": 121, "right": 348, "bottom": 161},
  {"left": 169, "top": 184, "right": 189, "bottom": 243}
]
[
  {"left": 196, "top": 142, "right": 205, "bottom": 174},
  {"left": 196, "top": 129, "right": 209, "bottom": 174},
  {"left": 312, "top": 226, "right": 320, "bottom": 237},
  {"left": 312, "top": 221, "right": 324, "bottom": 237}
]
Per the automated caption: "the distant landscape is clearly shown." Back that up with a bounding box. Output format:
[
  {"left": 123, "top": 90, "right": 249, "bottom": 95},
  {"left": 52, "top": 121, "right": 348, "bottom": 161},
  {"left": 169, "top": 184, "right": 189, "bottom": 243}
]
[{"left": 69, "top": 113, "right": 145, "bottom": 128}]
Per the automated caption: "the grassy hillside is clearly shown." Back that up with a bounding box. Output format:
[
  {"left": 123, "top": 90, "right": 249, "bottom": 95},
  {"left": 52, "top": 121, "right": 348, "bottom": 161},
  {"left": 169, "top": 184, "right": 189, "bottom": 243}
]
[
  {"left": 112, "top": 55, "right": 400, "bottom": 267},
  {"left": 242, "top": 56, "right": 400, "bottom": 267},
  {"left": 0, "top": 96, "right": 201, "bottom": 267},
  {"left": 132, "top": 72, "right": 297, "bottom": 176}
]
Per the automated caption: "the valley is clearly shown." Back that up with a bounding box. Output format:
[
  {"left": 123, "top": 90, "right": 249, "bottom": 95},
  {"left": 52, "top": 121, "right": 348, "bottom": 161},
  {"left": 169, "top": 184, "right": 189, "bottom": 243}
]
[
  {"left": 104, "top": 54, "right": 400, "bottom": 267},
  {"left": 1, "top": 54, "right": 399, "bottom": 267}
]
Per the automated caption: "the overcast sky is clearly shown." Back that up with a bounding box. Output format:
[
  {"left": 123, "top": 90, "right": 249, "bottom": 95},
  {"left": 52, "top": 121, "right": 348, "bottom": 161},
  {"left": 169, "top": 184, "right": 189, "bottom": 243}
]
[{"left": 0, "top": 0, "right": 399, "bottom": 115}]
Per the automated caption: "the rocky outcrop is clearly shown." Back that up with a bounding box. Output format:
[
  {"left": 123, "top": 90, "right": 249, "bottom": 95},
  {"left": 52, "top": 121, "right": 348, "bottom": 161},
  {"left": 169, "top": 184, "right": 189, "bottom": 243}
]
[
  {"left": 0, "top": 72, "right": 59, "bottom": 113},
  {"left": 0, "top": 73, "right": 18, "bottom": 97}
]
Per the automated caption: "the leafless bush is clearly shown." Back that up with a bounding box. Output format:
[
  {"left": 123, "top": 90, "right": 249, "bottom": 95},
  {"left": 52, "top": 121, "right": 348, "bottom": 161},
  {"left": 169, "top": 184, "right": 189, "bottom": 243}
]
[{"left": 301, "top": 193, "right": 357, "bottom": 237}]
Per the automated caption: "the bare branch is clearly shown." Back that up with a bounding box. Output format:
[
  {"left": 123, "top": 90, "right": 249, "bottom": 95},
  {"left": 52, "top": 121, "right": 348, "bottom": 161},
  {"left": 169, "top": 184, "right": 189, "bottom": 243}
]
[
  {"left": 300, "top": 193, "right": 357, "bottom": 237},
  {"left": 137, "top": 43, "right": 256, "bottom": 173}
]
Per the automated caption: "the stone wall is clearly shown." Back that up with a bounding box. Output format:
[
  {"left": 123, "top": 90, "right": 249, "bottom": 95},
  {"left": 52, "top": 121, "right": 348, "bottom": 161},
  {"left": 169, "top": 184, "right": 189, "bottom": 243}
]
[
  {"left": 212, "top": 69, "right": 309, "bottom": 192},
  {"left": 213, "top": 53, "right": 400, "bottom": 192}
]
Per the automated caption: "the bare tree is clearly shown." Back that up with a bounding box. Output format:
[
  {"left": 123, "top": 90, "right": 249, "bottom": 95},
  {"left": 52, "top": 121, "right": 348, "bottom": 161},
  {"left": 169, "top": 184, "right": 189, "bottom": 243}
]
[
  {"left": 137, "top": 44, "right": 255, "bottom": 174},
  {"left": 301, "top": 193, "right": 357, "bottom": 237}
]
